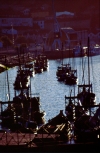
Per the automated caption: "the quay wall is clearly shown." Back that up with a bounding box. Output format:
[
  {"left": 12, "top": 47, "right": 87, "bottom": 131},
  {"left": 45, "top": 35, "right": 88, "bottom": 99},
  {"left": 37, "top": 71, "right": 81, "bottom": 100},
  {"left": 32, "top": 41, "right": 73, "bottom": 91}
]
[
  {"left": 0, "top": 49, "right": 75, "bottom": 60},
  {"left": 31, "top": 50, "right": 74, "bottom": 59}
]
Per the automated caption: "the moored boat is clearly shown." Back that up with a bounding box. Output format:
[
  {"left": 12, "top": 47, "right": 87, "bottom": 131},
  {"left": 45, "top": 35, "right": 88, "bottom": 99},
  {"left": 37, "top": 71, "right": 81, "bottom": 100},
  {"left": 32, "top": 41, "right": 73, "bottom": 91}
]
[
  {"left": 85, "top": 44, "right": 100, "bottom": 56},
  {"left": 13, "top": 67, "right": 30, "bottom": 90},
  {"left": 34, "top": 54, "right": 49, "bottom": 73},
  {"left": 64, "top": 69, "right": 78, "bottom": 85},
  {"left": 56, "top": 63, "right": 71, "bottom": 81},
  {"left": 77, "top": 37, "right": 96, "bottom": 107},
  {"left": 0, "top": 57, "right": 46, "bottom": 132},
  {"left": 22, "top": 63, "right": 35, "bottom": 77},
  {"left": 73, "top": 44, "right": 85, "bottom": 57}
]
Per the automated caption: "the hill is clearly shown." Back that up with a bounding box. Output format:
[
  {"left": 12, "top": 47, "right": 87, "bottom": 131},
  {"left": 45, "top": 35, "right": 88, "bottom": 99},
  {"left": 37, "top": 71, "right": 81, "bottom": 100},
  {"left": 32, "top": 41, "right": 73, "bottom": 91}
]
[{"left": 0, "top": 0, "right": 99, "bottom": 14}]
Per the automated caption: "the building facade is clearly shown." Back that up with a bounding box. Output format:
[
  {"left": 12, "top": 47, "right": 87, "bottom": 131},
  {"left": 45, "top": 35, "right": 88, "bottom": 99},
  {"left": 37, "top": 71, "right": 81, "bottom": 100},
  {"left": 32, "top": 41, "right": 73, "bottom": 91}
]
[{"left": 0, "top": 18, "right": 33, "bottom": 27}]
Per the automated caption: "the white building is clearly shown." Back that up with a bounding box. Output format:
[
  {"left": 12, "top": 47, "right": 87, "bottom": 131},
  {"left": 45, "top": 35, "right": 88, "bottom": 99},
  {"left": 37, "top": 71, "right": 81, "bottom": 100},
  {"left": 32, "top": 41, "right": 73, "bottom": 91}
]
[{"left": 56, "top": 11, "right": 74, "bottom": 17}]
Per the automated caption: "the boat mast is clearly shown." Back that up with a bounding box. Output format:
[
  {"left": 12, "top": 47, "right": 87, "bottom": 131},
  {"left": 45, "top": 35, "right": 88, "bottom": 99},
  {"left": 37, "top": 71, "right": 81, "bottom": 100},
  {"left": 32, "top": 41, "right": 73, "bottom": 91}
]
[
  {"left": 5, "top": 57, "right": 10, "bottom": 101},
  {"left": 68, "top": 44, "right": 70, "bottom": 64},
  {"left": 17, "top": 46, "right": 21, "bottom": 70},
  {"left": 62, "top": 43, "right": 63, "bottom": 65},
  {"left": 80, "top": 41, "right": 85, "bottom": 84},
  {"left": 87, "top": 37, "right": 90, "bottom": 88},
  {"left": 6, "top": 71, "right": 10, "bottom": 101}
]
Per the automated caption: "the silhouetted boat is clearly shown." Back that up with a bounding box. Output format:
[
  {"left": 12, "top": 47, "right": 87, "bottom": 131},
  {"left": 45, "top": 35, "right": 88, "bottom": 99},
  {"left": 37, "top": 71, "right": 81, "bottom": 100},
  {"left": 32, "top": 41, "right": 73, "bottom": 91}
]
[
  {"left": 64, "top": 69, "right": 78, "bottom": 85},
  {"left": 72, "top": 44, "right": 86, "bottom": 57},
  {"left": 34, "top": 54, "right": 49, "bottom": 73},
  {"left": 13, "top": 68, "right": 30, "bottom": 90},
  {"left": 77, "top": 37, "right": 96, "bottom": 107},
  {"left": 0, "top": 48, "right": 46, "bottom": 132},
  {"left": 56, "top": 63, "right": 71, "bottom": 81}
]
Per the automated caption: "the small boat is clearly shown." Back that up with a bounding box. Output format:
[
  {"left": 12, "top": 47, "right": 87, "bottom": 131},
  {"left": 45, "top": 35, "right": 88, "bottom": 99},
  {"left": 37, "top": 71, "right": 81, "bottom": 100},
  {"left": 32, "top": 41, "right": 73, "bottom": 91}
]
[
  {"left": 56, "top": 43, "right": 72, "bottom": 81},
  {"left": 64, "top": 87, "right": 100, "bottom": 143},
  {"left": 56, "top": 63, "right": 71, "bottom": 81},
  {"left": 56, "top": 43, "right": 78, "bottom": 84},
  {"left": 36, "top": 110, "right": 71, "bottom": 142},
  {"left": 73, "top": 45, "right": 81, "bottom": 57},
  {"left": 34, "top": 65, "right": 43, "bottom": 74},
  {"left": 85, "top": 44, "right": 100, "bottom": 56},
  {"left": 22, "top": 63, "right": 35, "bottom": 77},
  {"left": 13, "top": 68, "right": 30, "bottom": 90},
  {"left": 73, "top": 37, "right": 98, "bottom": 142},
  {"left": 77, "top": 84, "right": 96, "bottom": 107},
  {"left": 0, "top": 92, "right": 46, "bottom": 132},
  {"left": 64, "top": 36, "right": 99, "bottom": 142},
  {"left": 77, "top": 37, "right": 96, "bottom": 107},
  {"left": 34, "top": 54, "right": 49, "bottom": 73},
  {"left": 0, "top": 56, "right": 46, "bottom": 132},
  {"left": 64, "top": 69, "right": 78, "bottom": 85},
  {"left": 65, "top": 90, "right": 83, "bottom": 122},
  {"left": 73, "top": 44, "right": 85, "bottom": 57},
  {"left": 74, "top": 103, "right": 100, "bottom": 142},
  {"left": 37, "top": 54, "right": 49, "bottom": 71}
]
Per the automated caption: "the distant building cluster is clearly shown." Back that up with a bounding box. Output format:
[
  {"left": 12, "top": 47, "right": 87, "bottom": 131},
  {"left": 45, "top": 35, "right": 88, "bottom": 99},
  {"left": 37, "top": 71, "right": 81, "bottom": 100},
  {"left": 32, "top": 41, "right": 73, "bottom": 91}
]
[{"left": 0, "top": 3, "right": 99, "bottom": 49}]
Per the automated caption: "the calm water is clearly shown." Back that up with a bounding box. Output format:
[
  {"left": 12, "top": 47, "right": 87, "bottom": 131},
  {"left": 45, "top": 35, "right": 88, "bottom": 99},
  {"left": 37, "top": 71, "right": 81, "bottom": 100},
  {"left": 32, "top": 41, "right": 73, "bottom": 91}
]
[{"left": 0, "top": 55, "right": 100, "bottom": 123}]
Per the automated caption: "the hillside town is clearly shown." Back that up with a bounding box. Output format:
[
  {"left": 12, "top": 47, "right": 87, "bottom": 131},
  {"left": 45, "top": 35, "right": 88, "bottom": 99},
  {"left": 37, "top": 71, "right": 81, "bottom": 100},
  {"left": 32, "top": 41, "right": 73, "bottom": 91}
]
[{"left": 0, "top": 0, "right": 99, "bottom": 50}]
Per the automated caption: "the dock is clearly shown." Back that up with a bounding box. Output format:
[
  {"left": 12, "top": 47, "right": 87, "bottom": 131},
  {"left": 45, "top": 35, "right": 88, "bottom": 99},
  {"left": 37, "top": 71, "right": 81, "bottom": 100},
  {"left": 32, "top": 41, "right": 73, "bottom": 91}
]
[
  {"left": 0, "top": 51, "right": 35, "bottom": 70},
  {"left": 0, "top": 131, "right": 100, "bottom": 152}
]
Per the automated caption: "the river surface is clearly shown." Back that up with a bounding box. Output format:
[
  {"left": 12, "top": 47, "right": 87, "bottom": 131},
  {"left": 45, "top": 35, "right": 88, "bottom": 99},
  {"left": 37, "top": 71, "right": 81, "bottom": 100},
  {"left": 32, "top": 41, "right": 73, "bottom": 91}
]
[{"left": 0, "top": 55, "right": 100, "bottom": 123}]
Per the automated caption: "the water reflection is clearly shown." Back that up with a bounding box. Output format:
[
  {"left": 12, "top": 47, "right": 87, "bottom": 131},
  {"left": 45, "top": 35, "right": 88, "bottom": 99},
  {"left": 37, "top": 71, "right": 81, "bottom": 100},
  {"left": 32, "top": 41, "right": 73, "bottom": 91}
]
[{"left": 0, "top": 56, "right": 100, "bottom": 123}]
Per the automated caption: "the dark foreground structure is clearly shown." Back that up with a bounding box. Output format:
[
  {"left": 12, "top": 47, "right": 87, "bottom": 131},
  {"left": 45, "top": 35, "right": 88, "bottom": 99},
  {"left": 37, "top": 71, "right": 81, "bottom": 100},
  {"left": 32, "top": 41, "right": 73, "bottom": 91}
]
[
  {"left": 0, "top": 126, "right": 100, "bottom": 153},
  {"left": 0, "top": 141, "right": 100, "bottom": 152}
]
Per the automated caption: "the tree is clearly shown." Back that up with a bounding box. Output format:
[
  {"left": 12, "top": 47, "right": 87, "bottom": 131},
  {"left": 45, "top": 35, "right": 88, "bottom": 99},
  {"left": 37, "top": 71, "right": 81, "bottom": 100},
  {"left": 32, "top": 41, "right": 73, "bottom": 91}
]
[
  {"left": 27, "top": 37, "right": 35, "bottom": 44},
  {"left": 0, "top": 35, "right": 13, "bottom": 48},
  {"left": 20, "top": 43, "right": 28, "bottom": 54},
  {"left": 15, "top": 43, "right": 28, "bottom": 54},
  {"left": 15, "top": 36, "right": 27, "bottom": 44}
]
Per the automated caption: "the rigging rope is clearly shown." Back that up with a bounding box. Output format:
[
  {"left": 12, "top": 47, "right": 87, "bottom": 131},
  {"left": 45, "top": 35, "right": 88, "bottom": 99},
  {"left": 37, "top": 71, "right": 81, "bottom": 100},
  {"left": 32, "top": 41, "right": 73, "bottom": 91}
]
[{"left": 90, "top": 55, "right": 95, "bottom": 93}]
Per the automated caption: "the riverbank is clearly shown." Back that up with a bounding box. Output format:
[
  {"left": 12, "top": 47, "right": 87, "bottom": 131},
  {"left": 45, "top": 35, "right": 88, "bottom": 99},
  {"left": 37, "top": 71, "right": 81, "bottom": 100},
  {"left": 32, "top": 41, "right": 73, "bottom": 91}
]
[
  {"left": 29, "top": 49, "right": 83, "bottom": 59},
  {"left": 43, "top": 49, "right": 74, "bottom": 59},
  {"left": 0, "top": 50, "right": 35, "bottom": 70},
  {"left": 0, "top": 49, "right": 73, "bottom": 69}
]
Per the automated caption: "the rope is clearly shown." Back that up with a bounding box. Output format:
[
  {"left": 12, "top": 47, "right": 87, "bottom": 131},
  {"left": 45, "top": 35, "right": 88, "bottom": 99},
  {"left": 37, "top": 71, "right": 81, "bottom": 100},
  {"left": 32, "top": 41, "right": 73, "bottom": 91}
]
[{"left": 90, "top": 55, "right": 95, "bottom": 93}]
